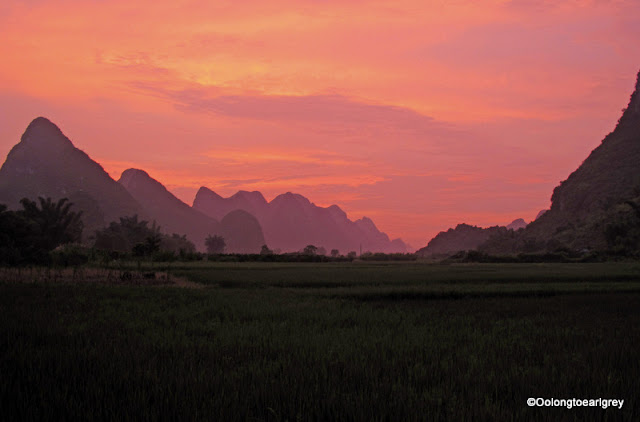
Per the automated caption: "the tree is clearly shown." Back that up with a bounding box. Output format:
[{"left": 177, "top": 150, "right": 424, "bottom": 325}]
[
  {"left": 260, "top": 244, "right": 273, "bottom": 255},
  {"left": 144, "top": 232, "right": 162, "bottom": 254},
  {"left": 132, "top": 233, "right": 162, "bottom": 257},
  {"left": 303, "top": 244, "right": 318, "bottom": 255},
  {"left": 0, "top": 197, "right": 83, "bottom": 265},
  {"left": 331, "top": 249, "right": 340, "bottom": 257},
  {"left": 205, "top": 235, "right": 226, "bottom": 254},
  {"left": 161, "top": 233, "right": 196, "bottom": 254},
  {"left": 19, "top": 197, "right": 83, "bottom": 251},
  {"left": 94, "top": 215, "right": 160, "bottom": 253},
  {"left": 347, "top": 251, "right": 357, "bottom": 259},
  {"left": 93, "top": 216, "right": 199, "bottom": 260},
  {"left": 0, "top": 204, "right": 29, "bottom": 265}
]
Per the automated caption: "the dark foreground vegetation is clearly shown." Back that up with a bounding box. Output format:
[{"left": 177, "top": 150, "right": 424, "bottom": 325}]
[{"left": 1, "top": 262, "right": 640, "bottom": 421}]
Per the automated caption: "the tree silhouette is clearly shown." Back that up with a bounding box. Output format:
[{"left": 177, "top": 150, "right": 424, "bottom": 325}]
[
  {"left": 94, "top": 215, "right": 161, "bottom": 253},
  {"left": 133, "top": 232, "right": 162, "bottom": 257},
  {"left": 19, "top": 197, "right": 83, "bottom": 251},
  {"left": 331, "top": 249, "right": 340, "bottom": 257},
  {"left": 260, "top": 244, "right": 273, "bottom": 255},
  {"left": 0, "top": 204, "right": 30, "bottom": 264},
  {"left": 0, "top": 197, "right": 83, "bottom": 265},
  {"left": 161, "top": 233, "right": 196, "bottom": 254},
  {"left": 303, "top": 244, "right": 317, "bottom": 255},
  {"left": 205, "top": 235, "right": 226, "bottom": 254}
]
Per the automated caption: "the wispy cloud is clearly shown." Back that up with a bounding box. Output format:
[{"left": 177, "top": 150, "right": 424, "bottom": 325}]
[
  {"left": 202, "top": 149, "right": 364, "bottom": 167},
  {"left": 127, "top": 81, "right": 457, "bottom": 139}
]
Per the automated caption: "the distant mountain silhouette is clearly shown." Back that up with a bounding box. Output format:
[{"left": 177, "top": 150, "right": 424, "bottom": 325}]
[
  {"left": 417, "top": 217, "right": 530, "bottom": 257},
  {"left": 0, "top": 117, "right": 144, "bottom": 239},
  {"left": 416, "top": 224, "right": 506, "bottom": 257},
  {"left": 194, "top": 187, "right": 270, "bottom": 221},
  {"left": 0, "top": 117, "right": 396, "bottom": 255},
  {"left": 118, "top": 169, "right": 221, "bottom": 252},
  {"left": 119, "top": 169, "right": 265, "bottom": 253},
  {"left": 193, "top": 188, "right": 406, "bottom": 253},
  {"left": 506, "top": 218, "right": 527, "bottom": 231},
  {"left": 219, "top": 210, "right": 266, "bottom": 254}
]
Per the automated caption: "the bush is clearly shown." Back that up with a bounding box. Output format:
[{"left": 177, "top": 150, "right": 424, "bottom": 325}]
[
  {"left": 50, "top": 244, "right": 90, "bottom": 267},
  {"left": 152, "top": 251, "right": 176, "bottom": 262}
]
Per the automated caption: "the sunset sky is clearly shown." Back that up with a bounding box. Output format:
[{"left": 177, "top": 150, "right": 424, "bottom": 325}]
[{"left": 1, "top": 0, "right": 639, "bottom": 248}]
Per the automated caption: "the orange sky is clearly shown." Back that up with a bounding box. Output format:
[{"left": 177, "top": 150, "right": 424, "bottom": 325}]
[{"left": 1, "top": 0, "right": 639, "bottom": 248}]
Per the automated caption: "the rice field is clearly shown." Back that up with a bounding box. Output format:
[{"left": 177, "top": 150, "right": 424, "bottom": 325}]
[{"left": 1, "top": 261, "right": 639, "bottom": 420}]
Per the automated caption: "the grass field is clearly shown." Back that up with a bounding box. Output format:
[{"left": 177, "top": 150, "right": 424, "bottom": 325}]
[{"left": 2, "top": 262, "right": 640, "bottom": 421}]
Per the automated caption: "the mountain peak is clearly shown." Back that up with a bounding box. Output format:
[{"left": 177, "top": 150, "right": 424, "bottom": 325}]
[
  {"left": 506, "top": 218, "right": 527, "bottom": 231},
  {"left": 20, "top": 117, "right": 74, "bottom": 150},
  {"left": 231, "top": 190, "right": 267, "bottom": 203},
  {"left": 195, "top": 186, "right": 222, "bottom": 200},
  {"left": 0, "top": 118, "right": 143, "bottom": 237},
  {"left": 232, "top": 190, "right": 252, "bottom": 197},
  {"left": 119, "top": 168, "right": 150, "bottom": 185},
  {"left": 327, "top": 204, "right": 347, "bottom": 220},
  {"left": 25, "top": 116, "right": 59, "bottom": 132},
  {"left": 118, "top": 168, "right": 170, "bottom": 198},
  {"left": 356, "top": 216, "right": 378, "bottom": 231},
  {"left": 272, "top": 192, "right": 310, "bottom": 206}
]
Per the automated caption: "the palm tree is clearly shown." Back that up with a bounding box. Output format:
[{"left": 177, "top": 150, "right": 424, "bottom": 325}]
[{"left": 19, "top": 197, "right": 83, "bottom": 251}]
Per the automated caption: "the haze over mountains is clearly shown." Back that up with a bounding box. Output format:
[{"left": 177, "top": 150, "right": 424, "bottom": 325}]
[
  {"left": 118, "top": 169, "right": 265, "bottom": 253},
  {"left": 0, "top": 117, "right": 405, "bottom": 254},
  {"left": 194, "top": 187, "right": 407, "bottom": 253}
]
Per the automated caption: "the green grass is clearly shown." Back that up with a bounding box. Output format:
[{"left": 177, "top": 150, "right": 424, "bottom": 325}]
[{"left": 1, "top": 262, "right": 639, "bottom": 420}]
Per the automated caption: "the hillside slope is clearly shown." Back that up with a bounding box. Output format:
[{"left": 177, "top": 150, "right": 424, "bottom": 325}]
[
  {"left": 0, "top": 117, "right": 144, "bottom": 239},
  {"left": 119, "top": 169, "right": 265, "bottom": 253},
  {"left": 521, "top": 70, "right": 640, "bottom": 252}
]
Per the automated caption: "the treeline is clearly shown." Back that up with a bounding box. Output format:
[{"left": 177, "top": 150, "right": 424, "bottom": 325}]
[
  {"left": 477, "top": 196, "right": 640, "bottom": 258},
  {"left": 94, "top": 215, "right": 196, "bottom": 257},
  {"left": 0, "top": 197, "right": 200, "bottom": 266},
  {"left": 1, "top": 197, "right": 418, "bottom": 266},
  {"left": 442, "top": 250, "right": 616, "bottom": 264},
  {"left": 205, "top": 253, "right": 353, "bottom": 263},
  {"left": 359, "top": 252, "right": 417, "bottom": 261}
]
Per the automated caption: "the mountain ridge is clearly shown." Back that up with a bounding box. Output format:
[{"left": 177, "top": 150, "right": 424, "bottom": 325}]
[
  {"left": 193, "top": 187, "right": 406, "bottom": 253},
  {"left": 1, "top": 116, "right": 389, "bottom": 254},
  {"left": 118, "top": 168, "right": 265, "bottom": 253}
]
